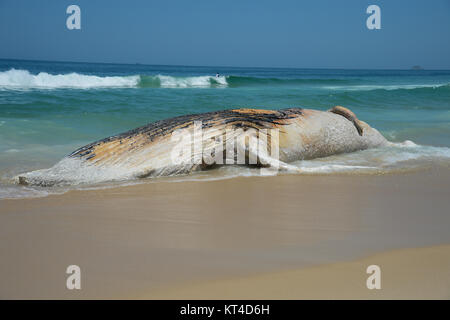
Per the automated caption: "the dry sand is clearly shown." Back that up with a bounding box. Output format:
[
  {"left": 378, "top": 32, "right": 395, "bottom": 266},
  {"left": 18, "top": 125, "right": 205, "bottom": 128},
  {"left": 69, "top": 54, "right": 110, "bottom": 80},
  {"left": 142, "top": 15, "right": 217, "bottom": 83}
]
[{"left": 1, "top": 167, "right": 449, "bottom": 299}]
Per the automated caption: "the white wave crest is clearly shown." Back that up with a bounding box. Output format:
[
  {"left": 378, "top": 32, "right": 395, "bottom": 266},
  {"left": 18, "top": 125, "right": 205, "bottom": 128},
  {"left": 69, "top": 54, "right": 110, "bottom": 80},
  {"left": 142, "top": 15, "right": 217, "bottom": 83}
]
[
  {"left": 0, "top": 69, "right": 229, "bottom": 89},
  {"left": 156, "top": 75, "right": 228, "bottom": 88},
  {"left": 0, "top": 69, "right": 140, "bottom": 89}
]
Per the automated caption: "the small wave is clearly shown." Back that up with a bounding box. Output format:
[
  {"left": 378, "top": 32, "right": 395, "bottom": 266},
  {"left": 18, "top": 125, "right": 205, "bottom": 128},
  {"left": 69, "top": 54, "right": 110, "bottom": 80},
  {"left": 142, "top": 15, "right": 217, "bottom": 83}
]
[
  {"left": 139, "top": 75, "right": 228, "bottom": 88},
  {"left": 0, "top": 69, "right": 139, "bottom": 89},
  {"left": 138, "top": 75, "right": 350, "bottom": 88},
  {"left": 292, "top": 141, "right": 450, "bottom": 174},
  {"left": 0, "top": 184, "right": 51, "bottom": 199},
  {"left": 226, "top": 76, "right": 353, "bottom": 87},
  {"left": 322, "top": 83, "right": 450, "bottom": 92}
]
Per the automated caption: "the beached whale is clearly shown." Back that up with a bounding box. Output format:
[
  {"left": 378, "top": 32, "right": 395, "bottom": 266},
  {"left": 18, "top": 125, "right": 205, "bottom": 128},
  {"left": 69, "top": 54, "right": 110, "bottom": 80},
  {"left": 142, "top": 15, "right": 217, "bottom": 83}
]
[{"left": 17, "top": 106, "right": 388, "bottom": 186}]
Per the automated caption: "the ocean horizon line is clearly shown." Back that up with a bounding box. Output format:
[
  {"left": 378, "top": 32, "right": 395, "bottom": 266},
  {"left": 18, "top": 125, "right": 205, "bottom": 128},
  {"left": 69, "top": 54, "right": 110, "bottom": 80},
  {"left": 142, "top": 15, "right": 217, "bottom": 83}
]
[{"left": 1, "top": 57, "right": 449, "bottom": 72}]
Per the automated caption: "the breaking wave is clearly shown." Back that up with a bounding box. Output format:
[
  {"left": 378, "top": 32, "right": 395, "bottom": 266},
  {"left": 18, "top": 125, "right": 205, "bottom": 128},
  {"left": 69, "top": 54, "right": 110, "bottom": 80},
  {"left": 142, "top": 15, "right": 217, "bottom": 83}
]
[
  {"left": 139, "top": 74, "right": 228, "bottom": 88},
  {"left": 0, "top": 69, "right": 228, "bottom": 89},
  {"left": 1, "top": 69, "right": 448, "bottom": 92},
  {"left": 0, "top": 69, "right": 140, "bottom": 89}
]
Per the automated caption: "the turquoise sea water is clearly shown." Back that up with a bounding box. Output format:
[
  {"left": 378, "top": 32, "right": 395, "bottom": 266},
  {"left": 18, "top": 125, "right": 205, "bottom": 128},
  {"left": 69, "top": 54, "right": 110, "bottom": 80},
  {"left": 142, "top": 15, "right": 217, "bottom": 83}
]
[{"left": 1, "top": 59, "right": 450, "bottom": 198}]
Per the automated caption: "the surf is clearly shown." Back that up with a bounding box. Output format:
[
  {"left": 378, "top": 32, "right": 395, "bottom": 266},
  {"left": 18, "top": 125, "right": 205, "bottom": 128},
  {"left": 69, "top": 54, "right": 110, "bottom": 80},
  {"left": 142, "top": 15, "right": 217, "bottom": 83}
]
[
  {"left": 0, "top": 69, "right": 140, "bottom": 89},
  {"left": 139, "top": 74, "right": 228, "bottom": 88},
  {"left": 0, "top": 69, "right": 229, "bottom": 90},
  {"left": 2, "top": 69, "right": 448, "bottom": 92}
]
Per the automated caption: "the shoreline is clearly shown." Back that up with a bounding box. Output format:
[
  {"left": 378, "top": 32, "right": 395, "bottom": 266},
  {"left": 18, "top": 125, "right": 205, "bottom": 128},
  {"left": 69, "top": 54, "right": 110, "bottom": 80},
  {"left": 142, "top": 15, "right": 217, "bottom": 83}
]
[
  {"left": 145, "top": 244, "right": 450, "bottom": 299},
  {"left": 1, "top": 168, "right": 450, "bottom": 299}
]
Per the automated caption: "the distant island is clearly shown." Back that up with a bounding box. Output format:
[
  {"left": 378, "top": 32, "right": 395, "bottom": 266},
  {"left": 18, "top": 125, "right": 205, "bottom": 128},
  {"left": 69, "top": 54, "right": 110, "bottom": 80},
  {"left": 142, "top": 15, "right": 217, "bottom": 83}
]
[{"left": 411, "top": 65, "right": 423, "bottom": 70}]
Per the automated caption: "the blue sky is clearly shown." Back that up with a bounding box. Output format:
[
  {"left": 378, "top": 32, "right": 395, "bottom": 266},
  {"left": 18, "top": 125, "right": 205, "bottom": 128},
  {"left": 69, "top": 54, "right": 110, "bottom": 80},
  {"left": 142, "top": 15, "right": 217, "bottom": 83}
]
[{"left": 0, "top": 0, "right": 449, "bottom": 69}]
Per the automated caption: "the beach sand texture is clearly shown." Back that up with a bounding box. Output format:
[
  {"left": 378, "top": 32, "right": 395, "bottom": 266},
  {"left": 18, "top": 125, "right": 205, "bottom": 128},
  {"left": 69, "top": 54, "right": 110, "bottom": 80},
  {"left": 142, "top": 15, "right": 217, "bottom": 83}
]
[{"left": 1, "top": 167, "right": 449, "bottom": 299}]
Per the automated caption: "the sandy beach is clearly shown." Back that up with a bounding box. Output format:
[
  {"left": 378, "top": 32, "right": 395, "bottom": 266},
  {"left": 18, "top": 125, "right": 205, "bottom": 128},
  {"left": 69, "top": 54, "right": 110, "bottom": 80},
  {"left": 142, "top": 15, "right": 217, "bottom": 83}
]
[
  {"left": 147, "top": 245, "right": 450, "bottom": 299},
  {"left": 1, "top": 167, "right": 450, "bottom": 299},
  {"left": 1, "top": 0, "right": 449, "bottom": 304}
]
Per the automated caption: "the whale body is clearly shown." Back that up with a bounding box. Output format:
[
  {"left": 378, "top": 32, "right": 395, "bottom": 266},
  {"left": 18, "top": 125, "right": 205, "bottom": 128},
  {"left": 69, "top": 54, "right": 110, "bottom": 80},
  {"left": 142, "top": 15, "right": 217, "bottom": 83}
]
[{"left": 17, "top": 106, "right": 388, "bottom": 186}]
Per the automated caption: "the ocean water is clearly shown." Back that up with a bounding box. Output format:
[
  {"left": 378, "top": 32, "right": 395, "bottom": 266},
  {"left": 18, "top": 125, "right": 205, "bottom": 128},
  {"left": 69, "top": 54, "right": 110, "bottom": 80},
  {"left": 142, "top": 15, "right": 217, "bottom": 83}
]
[{"left": 1, "top": 59, "right": 450, "bottom": 199}]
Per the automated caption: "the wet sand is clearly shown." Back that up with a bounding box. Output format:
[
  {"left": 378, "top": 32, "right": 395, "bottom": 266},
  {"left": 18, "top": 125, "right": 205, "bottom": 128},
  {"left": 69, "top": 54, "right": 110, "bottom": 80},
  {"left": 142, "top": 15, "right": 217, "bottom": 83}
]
[
  {"left": 147, "top": 245, "right": 450, "bottom": 299},
  {"left": 1, "top": 167, "right": 450, "bottom": 299}
]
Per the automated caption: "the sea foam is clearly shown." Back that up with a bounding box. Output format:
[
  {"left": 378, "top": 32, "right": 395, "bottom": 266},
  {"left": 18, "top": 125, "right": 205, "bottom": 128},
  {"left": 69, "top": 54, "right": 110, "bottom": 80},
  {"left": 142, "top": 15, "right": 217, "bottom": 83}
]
[
  {"left": 0, "top": 69, "right": 228, "bottom": 89},
  {"left": 156, "top": 75, "right": 227, "bottom": 88},
  {"left": 0, "top": 69, "right": 139, "bottom": 89}
]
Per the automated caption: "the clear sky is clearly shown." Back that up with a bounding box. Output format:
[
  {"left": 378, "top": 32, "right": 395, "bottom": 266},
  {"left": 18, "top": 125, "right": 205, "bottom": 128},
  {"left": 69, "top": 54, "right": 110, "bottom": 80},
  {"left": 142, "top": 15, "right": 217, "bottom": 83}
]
[{"left": 0, "top": 0, "right": 449, "bottom": 69}]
